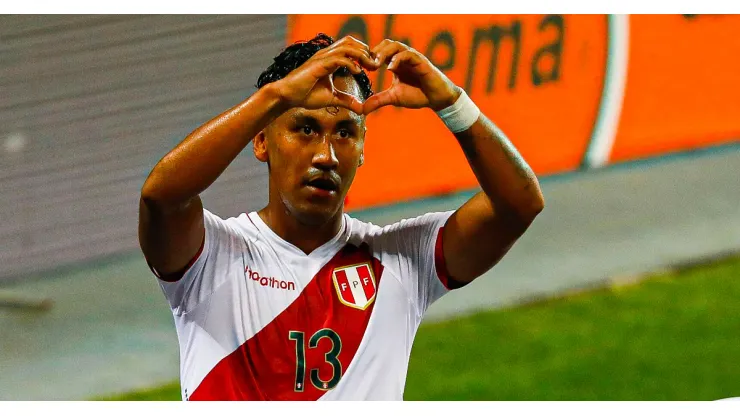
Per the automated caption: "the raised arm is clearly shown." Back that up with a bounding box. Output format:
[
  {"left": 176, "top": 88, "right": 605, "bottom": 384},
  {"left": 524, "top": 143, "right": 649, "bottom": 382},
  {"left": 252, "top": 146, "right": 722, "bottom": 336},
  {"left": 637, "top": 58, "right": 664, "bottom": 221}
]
[
  {"left": 138, "top": 87, "right": 284, "bottom": 279},
  {"left": 364, "top": 40, "right": 544, "bottom": 284},
  {"left": 139, "top": 36, "right": 378, "bottom": 279},
  {"left": 440, "top": 112, "right": 544, "bottom": 282}
]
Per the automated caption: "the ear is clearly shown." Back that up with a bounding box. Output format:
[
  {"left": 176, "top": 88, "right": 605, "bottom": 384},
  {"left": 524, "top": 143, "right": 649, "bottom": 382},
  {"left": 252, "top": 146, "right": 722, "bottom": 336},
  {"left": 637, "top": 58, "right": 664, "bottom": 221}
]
[{"left": 253, "top": 130, "right": 269, "bottom": 163}]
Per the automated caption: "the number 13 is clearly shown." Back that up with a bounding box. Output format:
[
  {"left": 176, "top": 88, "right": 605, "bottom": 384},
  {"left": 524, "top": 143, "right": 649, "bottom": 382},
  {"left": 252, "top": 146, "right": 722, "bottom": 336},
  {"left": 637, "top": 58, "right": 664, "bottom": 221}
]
[{"left": 288, "top": 329, "right": 343, "bottom": 392}]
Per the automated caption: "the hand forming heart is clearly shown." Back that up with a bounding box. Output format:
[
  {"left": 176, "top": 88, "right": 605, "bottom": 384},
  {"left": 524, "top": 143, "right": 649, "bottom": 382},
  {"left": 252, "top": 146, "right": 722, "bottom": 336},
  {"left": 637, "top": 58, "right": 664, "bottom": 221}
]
[
  {"left": 271, "top": 36, "right": 461, "bottom": 116},
  {"left": 363, "top": 38, "right": 461, "bottom": 114}
]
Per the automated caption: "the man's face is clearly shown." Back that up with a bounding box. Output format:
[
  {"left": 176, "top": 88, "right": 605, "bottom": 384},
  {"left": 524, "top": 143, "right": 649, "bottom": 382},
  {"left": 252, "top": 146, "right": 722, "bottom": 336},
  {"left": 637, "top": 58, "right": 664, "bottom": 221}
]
[{"left": 255, "top": 75, "right": 365, "bottom": 225}]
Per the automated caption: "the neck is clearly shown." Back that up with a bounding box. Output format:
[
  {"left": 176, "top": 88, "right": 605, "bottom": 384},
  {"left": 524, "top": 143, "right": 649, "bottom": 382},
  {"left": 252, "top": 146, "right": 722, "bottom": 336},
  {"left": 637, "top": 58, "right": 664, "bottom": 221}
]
[{"left": 258, "top": 200, "right": 344, "bottom": 255}]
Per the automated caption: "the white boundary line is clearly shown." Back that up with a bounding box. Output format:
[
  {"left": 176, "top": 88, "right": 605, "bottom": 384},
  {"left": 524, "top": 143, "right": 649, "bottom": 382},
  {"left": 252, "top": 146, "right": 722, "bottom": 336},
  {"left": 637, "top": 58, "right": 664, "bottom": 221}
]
[{"left": 584, "top": 14, "right": 631, "bottom": 168}]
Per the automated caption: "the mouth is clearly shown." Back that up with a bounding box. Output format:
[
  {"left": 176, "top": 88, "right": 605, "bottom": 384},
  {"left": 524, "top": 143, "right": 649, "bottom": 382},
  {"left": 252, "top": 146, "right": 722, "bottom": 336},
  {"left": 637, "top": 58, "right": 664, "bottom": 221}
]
[{"left": 304, "top": 176, "right": 340, "bottom": 196}]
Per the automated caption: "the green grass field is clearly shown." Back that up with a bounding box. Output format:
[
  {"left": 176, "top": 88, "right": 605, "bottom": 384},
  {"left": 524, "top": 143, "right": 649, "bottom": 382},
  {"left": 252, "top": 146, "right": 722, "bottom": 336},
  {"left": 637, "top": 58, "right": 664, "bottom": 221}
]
[{"left": 106, "top": 255, "right": 740, "bottom": 401}]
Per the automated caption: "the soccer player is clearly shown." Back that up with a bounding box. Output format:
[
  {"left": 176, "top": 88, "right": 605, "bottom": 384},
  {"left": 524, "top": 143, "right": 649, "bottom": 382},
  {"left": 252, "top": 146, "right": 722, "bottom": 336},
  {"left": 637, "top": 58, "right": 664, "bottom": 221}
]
[{"left": 138, "top": 33, "right": 544, "bottom": 400}]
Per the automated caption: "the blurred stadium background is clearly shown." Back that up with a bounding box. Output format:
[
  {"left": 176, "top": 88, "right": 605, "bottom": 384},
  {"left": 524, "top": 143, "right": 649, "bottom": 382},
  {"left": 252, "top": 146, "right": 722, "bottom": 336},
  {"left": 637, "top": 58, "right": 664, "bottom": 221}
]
[{"left": 1, "top": 14, "right": 740, "bottom": 400}]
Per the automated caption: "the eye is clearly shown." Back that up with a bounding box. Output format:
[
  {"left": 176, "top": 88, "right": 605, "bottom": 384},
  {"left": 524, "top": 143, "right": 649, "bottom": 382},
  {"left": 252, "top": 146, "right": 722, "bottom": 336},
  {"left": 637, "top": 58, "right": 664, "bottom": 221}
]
[
  {"left": 338, "top": 129, "right": 351, "bottom": 139},
  {"left": 302, "top": 125, "right": 313, "bottom": 135}
]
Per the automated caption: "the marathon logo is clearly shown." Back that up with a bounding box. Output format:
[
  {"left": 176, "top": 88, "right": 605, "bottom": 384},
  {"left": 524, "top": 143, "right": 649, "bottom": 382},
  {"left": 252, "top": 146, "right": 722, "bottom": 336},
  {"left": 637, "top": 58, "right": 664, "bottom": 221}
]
[{"left": 245, "top": 265, "right": 296, "bottom": 291}]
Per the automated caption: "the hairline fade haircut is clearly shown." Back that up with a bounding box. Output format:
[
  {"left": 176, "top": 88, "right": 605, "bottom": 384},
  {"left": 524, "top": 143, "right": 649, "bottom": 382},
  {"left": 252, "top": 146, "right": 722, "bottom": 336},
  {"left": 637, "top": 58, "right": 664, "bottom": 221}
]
[{"left": 256, "top": 33, "right": 374, "bottom": 101}]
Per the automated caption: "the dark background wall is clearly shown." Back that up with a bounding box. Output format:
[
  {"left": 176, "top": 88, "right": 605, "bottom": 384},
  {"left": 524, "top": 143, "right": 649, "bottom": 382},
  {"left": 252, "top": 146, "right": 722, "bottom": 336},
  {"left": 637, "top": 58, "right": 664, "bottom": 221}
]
[{"left": 0, "top": 15, "right": 285, "bottom": 280}]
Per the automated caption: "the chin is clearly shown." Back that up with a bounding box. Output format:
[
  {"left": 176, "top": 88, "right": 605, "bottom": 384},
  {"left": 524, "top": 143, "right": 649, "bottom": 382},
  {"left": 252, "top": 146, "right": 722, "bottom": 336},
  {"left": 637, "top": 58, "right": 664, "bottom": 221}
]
[{"left": 284, "top": 198, "right": 343, "bottom": 226}]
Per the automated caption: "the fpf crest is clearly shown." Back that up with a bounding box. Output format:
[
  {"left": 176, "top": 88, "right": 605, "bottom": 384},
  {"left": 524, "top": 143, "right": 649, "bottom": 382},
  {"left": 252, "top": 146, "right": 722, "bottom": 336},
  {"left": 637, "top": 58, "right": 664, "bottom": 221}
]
[{"left": 332, "top": 263, "right": 377, "bottom": 310}]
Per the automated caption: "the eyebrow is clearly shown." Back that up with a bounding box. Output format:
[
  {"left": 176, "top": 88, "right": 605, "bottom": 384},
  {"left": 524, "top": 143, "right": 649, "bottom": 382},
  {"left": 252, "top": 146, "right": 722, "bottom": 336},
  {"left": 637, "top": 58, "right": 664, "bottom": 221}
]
[
  {"left": 290, "top": 112, "right": 363, "bottom": 128},
  {"left": 291, "top": 113, "right": 321, "bottom": 125},
  {"left": 336, "top": 118, "right": 362, "bottom": 130}
]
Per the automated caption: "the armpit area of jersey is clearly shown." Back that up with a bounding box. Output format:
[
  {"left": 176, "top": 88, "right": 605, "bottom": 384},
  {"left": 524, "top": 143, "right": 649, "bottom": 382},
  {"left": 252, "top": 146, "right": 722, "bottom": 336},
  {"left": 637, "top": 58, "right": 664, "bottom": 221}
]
[{"left": 148, "top": 235, "right": 206, "bottom": 283}]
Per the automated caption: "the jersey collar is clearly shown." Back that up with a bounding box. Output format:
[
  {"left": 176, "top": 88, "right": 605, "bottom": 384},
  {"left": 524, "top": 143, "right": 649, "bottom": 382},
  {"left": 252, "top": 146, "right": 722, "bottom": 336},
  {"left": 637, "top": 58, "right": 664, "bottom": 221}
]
[{"left": 247, "top": 212, "right": 349, "bottom": 259}]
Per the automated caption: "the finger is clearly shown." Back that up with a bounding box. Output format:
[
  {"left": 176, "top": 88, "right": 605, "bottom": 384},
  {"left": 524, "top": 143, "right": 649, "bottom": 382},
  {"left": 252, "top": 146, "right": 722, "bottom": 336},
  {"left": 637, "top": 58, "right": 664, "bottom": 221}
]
[
  {"left": 326, "top": 45, "right": 378, "bottom": 70},
  {"left": 334, "top": 57, "right": 364, "bottom": 75},
  {"left": 372, "top": 40, "right": 410, "bottom": 67},
  {"left": 330, "top": 35, "right": 371, "bottom": 53},
  {"left": 387, "top": 50, "right": 423, "bottom": 72},
  {"left": 323, "top": 75, "right": 364, "bottom": 115},
  {"left": 314, "top": 56, "right": 363, "bottom": 79},
  {"left": 313, "top": 39, "right": 374, "bottom": 68},
  {"left": 332, "top": 90, "right": 364, "bottom": 115},
  {"left": 310, "top": 76, "right": 363, "bottom": 114},
  {"left": 362, "top": 89, "right": 398, "bottom": 115},
  {"left": 323, "top": 38, "right": 370, "bottom": 58},
  {"left": 370, "top": 38, "right": 397, "bottom": 58}
]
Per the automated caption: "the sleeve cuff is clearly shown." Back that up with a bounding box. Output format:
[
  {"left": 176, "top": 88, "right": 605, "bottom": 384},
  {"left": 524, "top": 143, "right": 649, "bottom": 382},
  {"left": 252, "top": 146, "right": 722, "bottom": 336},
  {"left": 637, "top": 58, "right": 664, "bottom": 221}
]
[{"left": 434, "top": 226, "right": 469, "bottom": 290}]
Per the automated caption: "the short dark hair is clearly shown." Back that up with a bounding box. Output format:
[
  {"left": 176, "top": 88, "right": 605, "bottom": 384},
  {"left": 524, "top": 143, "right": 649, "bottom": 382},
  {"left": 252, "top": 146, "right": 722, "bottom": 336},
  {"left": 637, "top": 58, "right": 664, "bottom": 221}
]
[{"left": 256, "top": 33, "right": 374, "bottom": 100}]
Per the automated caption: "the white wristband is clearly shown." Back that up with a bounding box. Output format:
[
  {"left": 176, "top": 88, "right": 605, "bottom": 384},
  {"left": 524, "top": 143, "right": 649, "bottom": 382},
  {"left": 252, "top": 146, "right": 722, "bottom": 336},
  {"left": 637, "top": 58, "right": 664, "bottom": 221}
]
[{"left": 435, "top": 88, "right": 481, "bottom": 133}]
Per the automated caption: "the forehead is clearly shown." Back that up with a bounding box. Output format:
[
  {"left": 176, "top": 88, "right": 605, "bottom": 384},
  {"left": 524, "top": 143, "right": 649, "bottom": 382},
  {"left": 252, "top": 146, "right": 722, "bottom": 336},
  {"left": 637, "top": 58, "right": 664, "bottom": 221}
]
[{"left": 275, "top": 74, "right": 364, "bottom": 127}]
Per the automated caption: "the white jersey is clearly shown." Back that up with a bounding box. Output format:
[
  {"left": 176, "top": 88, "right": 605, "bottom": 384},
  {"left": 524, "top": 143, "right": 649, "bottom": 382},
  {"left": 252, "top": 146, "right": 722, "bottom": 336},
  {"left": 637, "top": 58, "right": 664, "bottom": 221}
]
[{"left": 155, "top": 208, "right": 467, "bottom": 401}]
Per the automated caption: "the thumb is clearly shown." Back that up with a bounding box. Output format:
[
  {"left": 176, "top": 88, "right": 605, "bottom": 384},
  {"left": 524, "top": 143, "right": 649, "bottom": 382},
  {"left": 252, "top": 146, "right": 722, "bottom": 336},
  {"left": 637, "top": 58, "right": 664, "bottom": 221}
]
[
  {"left": 321, "top": 75, "right": 363, "bottom": 114},
  {"left": 332, "top": 89, "right": 364, "bottom": 115},
  {"left": 363, "top": 89, "right": 397, "bottom": 115}
]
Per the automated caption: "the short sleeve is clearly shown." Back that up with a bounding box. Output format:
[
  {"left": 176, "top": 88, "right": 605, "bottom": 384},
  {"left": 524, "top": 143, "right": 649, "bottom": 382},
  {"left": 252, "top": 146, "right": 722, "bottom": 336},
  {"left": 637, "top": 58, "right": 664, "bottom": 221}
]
[
  {"left": 156, "top": 209, "right": 242, "bottom": 315},
  {"left": 375, "top": 211, "right": 469, "bottom": 316}
]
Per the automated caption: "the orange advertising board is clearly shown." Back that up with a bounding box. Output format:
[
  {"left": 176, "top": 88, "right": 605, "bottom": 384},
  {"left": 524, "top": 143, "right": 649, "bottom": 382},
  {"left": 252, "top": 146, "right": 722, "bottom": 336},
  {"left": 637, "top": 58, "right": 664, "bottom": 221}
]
[
  {"left": 289, "top": 14, "right": 740, "bottom": 211},
  {"left": 609, "top": 14, "right": 740, "bottom": 162},
  {"left": 291, "top": 14, "right": 607, "bottom": 210}
]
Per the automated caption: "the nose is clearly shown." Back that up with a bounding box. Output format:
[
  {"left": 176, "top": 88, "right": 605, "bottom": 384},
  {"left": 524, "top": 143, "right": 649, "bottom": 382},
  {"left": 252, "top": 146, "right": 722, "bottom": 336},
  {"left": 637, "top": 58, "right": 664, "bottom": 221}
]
[{"left": 311, "top": 136, "right": 339, "bottom": 171}]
